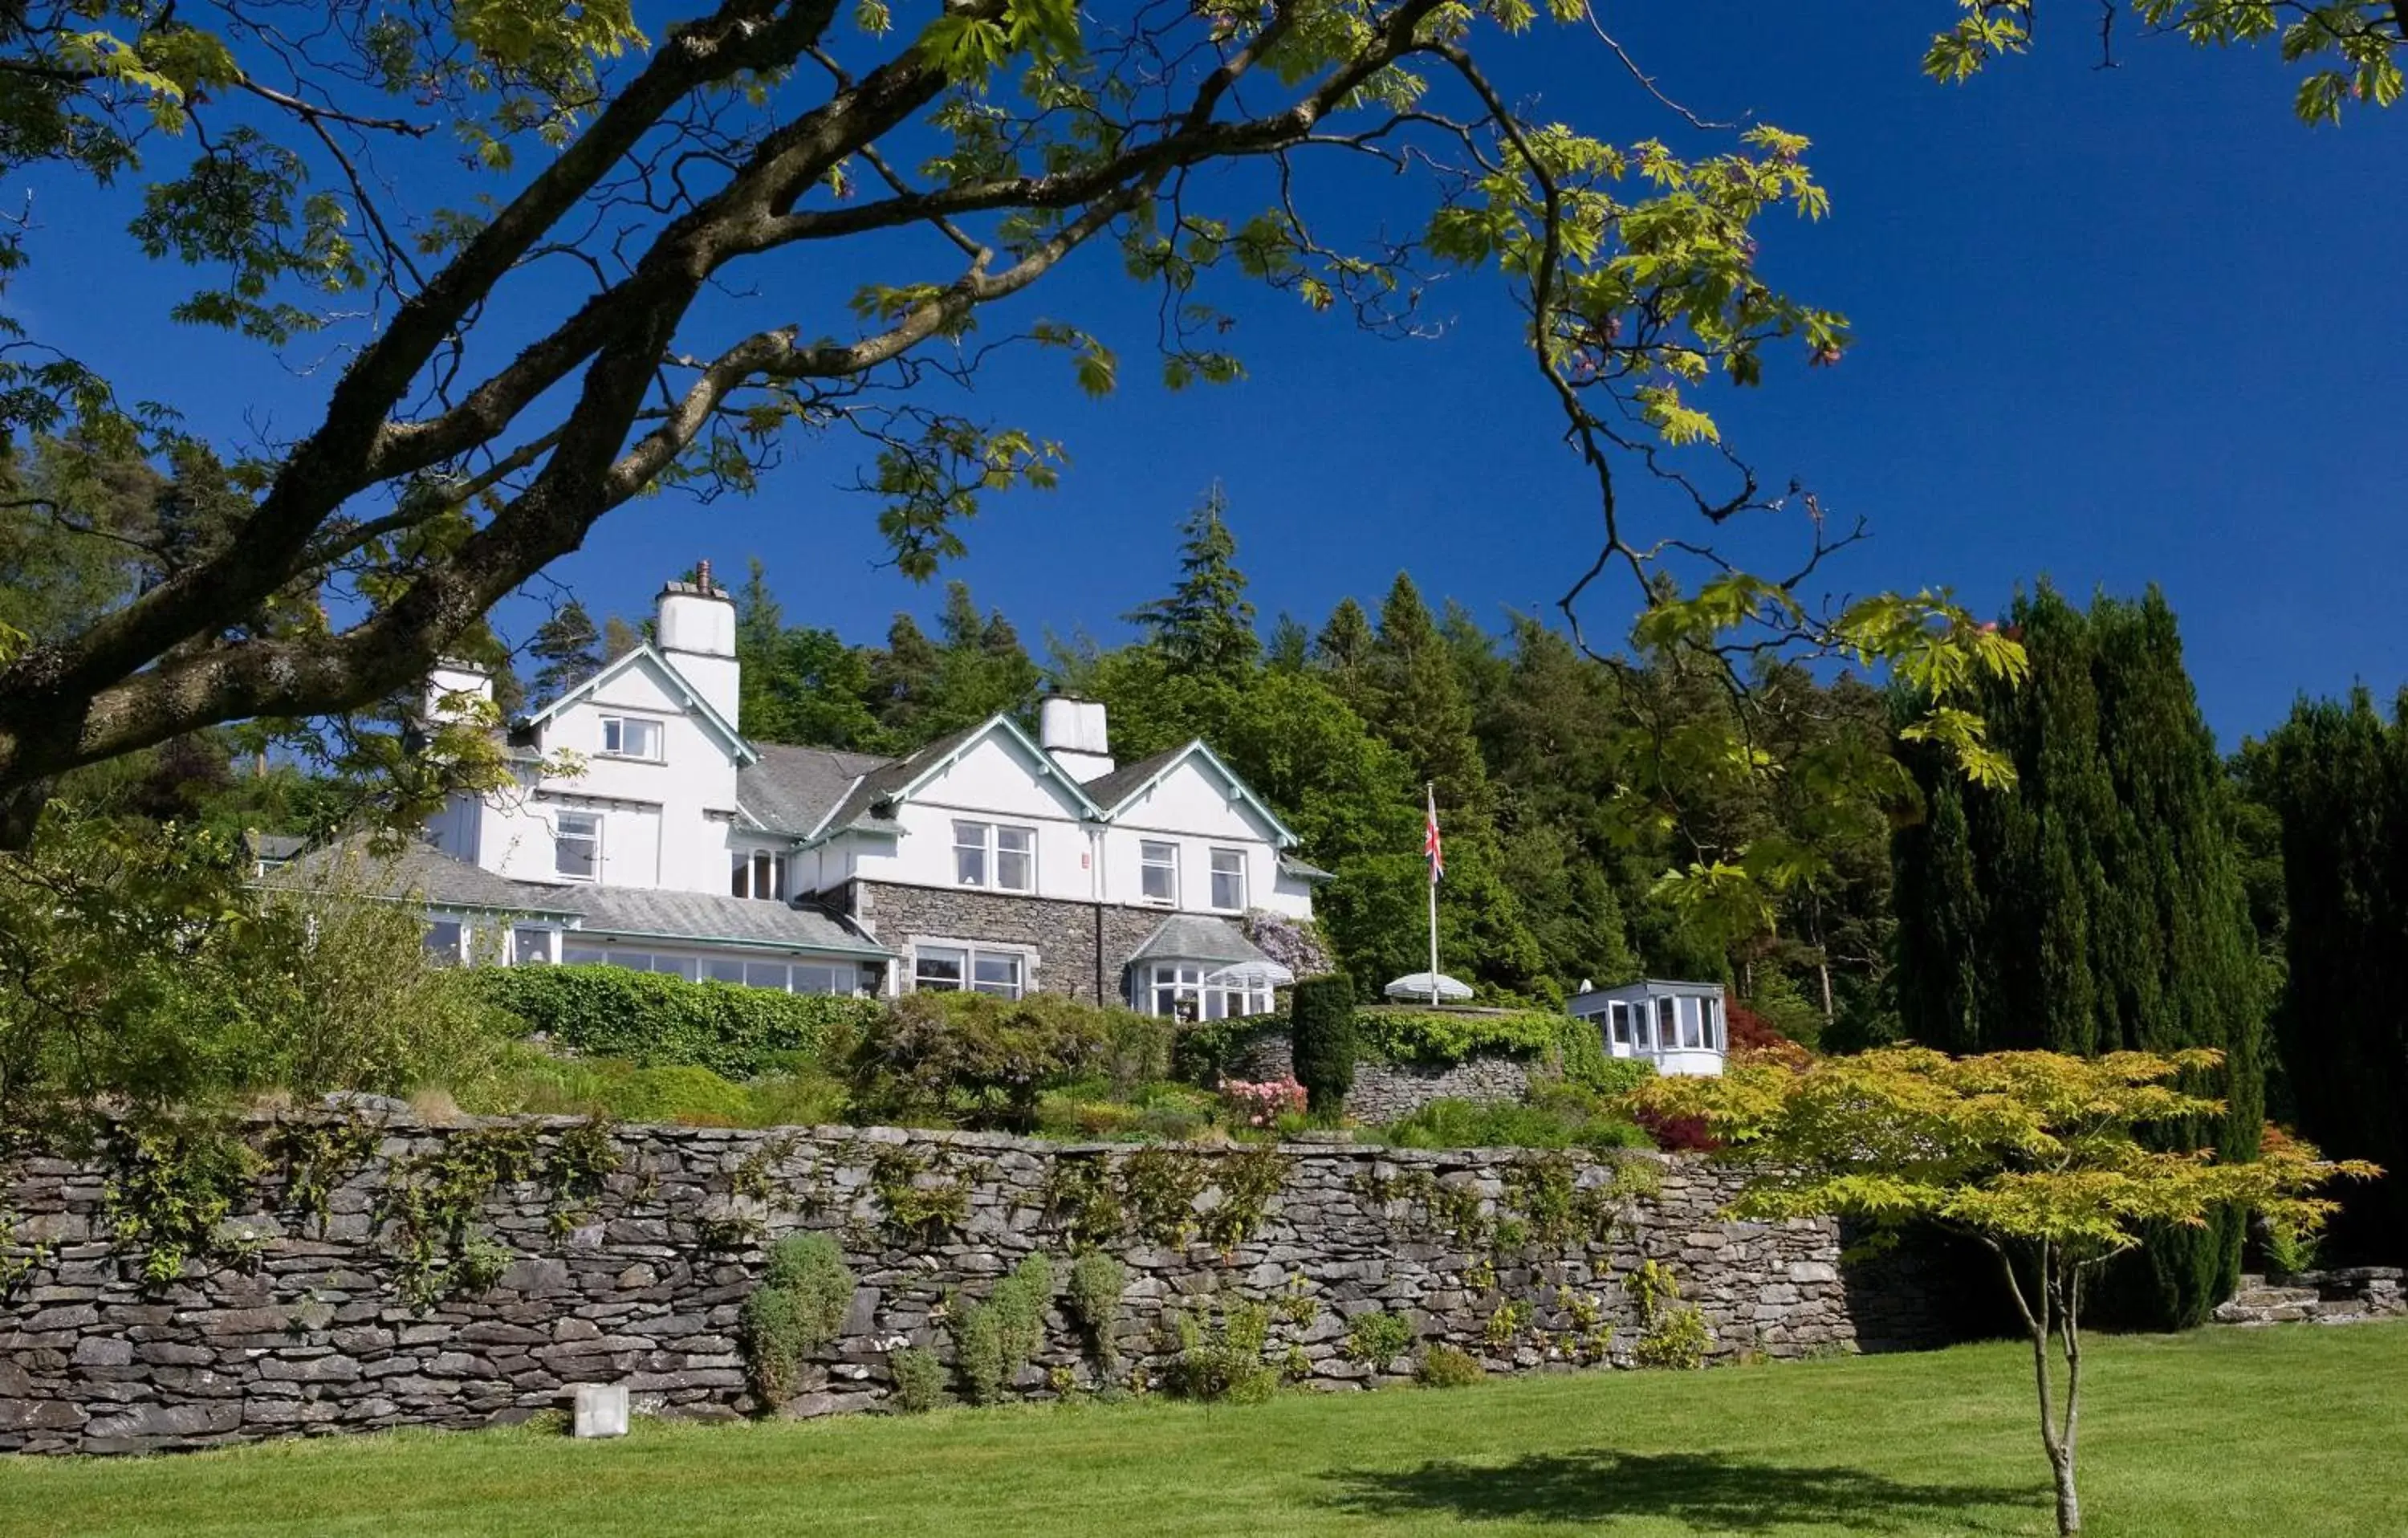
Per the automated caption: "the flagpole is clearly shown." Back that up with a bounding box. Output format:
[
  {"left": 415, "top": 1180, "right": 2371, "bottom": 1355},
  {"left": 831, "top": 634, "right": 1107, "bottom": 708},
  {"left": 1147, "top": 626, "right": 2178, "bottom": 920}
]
[{"left": 1426, "top": 782, "right": 1439, "bottom": 1007}]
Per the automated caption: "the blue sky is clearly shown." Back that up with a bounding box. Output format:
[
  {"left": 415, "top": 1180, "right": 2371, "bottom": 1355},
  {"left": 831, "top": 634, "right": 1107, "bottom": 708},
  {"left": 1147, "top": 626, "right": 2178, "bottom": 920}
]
[{"left": 29, "top": 7, "right": 2408, "bottom": 746}]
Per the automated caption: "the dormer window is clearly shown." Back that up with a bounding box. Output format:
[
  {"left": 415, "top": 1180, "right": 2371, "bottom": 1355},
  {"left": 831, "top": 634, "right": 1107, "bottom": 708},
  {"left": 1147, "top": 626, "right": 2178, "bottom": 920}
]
[
  {"left": 599, "top": 714, "right": 663, "bottom": 759},
  {"left": 731, "top": 849, "right": 786, "bottom": 901}
]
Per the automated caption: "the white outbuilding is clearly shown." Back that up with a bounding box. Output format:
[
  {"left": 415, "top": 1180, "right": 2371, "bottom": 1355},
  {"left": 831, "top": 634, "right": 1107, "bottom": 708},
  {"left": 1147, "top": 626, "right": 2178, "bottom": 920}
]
[{"left": 1567, "top": 979, "right": 1729, "bottom": 1076}]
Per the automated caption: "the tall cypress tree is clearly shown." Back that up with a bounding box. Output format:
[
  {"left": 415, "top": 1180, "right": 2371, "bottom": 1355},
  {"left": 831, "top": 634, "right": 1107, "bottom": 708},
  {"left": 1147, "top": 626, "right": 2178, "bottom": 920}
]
[
  {"left": 2242, "top": 690, "right": 2408, "bottom": 1260},
  {"left": 1893, "top": 584, "right": 2263, "bottom": 1327}
]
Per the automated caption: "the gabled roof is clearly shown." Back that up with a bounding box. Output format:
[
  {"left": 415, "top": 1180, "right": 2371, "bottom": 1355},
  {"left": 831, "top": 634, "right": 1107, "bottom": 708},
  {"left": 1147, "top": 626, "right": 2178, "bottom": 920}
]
[
  {"left": 737, "top": 742, "right": 898, "bottom": 837},
  {"left": 519, "top": 645, "right": 756, "bottom": 765},
  {"left": 799, "top": 714, "right": 1104, "bottom": 846},
  {"left": 1085, "top": 738, "right": 1300, "bottom": 848}
]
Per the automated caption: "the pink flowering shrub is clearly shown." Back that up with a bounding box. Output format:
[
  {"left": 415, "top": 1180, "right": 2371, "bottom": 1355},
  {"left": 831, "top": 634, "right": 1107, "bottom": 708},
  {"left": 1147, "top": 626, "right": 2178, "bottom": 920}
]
[{"left": 1218, "top": 1076, "right": 1308, "bottom": 1129}]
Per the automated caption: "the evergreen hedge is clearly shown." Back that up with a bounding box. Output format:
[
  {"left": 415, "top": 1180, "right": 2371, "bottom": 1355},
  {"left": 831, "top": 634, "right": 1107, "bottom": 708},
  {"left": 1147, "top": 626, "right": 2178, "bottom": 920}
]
[
  {"left": 1288, "top": 972, "right": 1357, "bottom": 1116},
  {"left": 470, "top": 965, "right": 881, "bottom": 1079}
]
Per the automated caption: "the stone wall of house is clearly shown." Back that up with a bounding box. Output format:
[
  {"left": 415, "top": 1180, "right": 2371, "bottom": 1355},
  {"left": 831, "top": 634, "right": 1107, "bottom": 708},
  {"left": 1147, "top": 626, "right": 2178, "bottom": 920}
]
[
  {"left": 840, "top": 881, "right": 1166, "bottom": 1006},
  {"left": 1229, "top": 1034, "right": 1534, "bottom": 1123},
  {"left": 0, "top": 1117, "right": 1947, "bottom": 1455}
]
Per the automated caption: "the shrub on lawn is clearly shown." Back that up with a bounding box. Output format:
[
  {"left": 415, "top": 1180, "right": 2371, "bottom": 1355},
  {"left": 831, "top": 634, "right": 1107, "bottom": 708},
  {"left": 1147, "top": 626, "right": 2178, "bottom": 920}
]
[
  {"left": 1288, "top": 972, "right": 1357, "bottom": 1116},
  {"left": 741, "top": 1232, "right": 857, "bottom": 1404},
  {"left": 1159, "top": 1298, "right": 1279, "bottom": 1404},
  {"left": 850, "top": 993, "right": 1148, "bottom": 1132},
  {"left": 954, "top": 1253, "right": 1054, "bottom": 1405},
  {"left": 470, "top": 965, "right": 879, "bottom": 1079},
  {"left": 1414, "top": 1343, "right": 1486, "bottom": 1388},
  {"left": 887, "top": 1345, "right": 948, "bottom": 1413},
  {"left": 1064, "top": 1253, "right": 1126, "bottom": 1373}
]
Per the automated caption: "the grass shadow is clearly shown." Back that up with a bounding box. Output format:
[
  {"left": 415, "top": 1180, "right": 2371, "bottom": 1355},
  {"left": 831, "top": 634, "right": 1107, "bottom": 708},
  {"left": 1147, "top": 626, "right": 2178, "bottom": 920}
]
[{"left": 1323, "top": 1448, "right": 2040, "bottom": 1533}]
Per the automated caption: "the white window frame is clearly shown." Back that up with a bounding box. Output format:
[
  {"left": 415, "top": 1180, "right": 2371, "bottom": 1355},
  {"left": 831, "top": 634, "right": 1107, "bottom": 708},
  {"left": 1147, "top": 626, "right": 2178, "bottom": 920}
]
[
  {"left": 510, "top": 926, "right": 557, "bottom": 965},
  {"left": 553, "top": 811, "right": 602, "bottom": 881},
  {"left": 731, "top": 848, "right": 787, "bottom": 901},
  {"left": 911, "top": 939, "right": 1030, "bottom": 999},
  {"left": 953, "top": 820, "right": 1035, "bottom": 893},
  {"left": 1207, "top": 848, "right": 1247, "bottom": 912},
  {"left": 1702, "top": 995, "right": 1723, "bottom": 1051},
  {"left": 1631, "top": 1002, "right": 1652, "bottom": 1049},
  {"left": 425, "top": 914, "right": 466, "bottom": 965},
  {"left": 1657, "top": 995, "right": 1681, "bottom": 1049},
  {"left": 1138, "top": 840, "right": 1179, "bottom": 905},
  {"left": 1609, "top": 1000, "right": 1631, "bottom": 1046},
  {"left": 1138, "top": 962, "right": 1271, "bottom": 1022},
  {"left": 598, "top": 714, "right": 665, "bottom": 761}
]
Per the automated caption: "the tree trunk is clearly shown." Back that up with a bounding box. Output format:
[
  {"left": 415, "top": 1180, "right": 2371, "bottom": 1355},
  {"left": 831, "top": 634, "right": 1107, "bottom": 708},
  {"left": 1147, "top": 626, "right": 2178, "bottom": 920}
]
[{"left": 2051, "top": 1443, "right": 2081, "bottom": 1536}]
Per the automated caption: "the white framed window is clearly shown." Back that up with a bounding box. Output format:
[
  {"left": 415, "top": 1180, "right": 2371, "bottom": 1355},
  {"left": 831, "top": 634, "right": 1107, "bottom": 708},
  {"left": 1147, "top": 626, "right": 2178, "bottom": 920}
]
[
  {"left": 705, "top": 958, "right": 746, "bottom": 984},
  {"left": 554, "top": 811, "right": 601, "bottom": 880},
  {"left": 1682, "top": 999, "right": 1704, "bottom": 1049},
  {"left": 510, "top": 926, "right": 555, "bottom": 965},
  {"left": 1609, "top": 1000, "right": 1631, "bottom": 1045},
  {"left": 953, "top": 821, "right": 1035, "bottom": 893},
  {"left": 1139, "top": 840, "right": 1178, "bottom": 904},
  {"left": 1140, "top": 962, "right": 1269, "bottom": 1021},
  {"left": 1656, "top": 995, "right": 1679, "bottom": 1048},
  {"left": 1208, "top": 848, "right": 1247, "bottom": 911},
  {"left": 791, "top": 963, "right": 856, "bottom": 996},
  {"left": 563, "top": 945, "right": 609, "bottom": 965},
  {"left": 731, "top": 848, "right": 787, "bottom": 901},
  {"left": 913, "top": 942, "right": 1025, "bottom": 999},
  {"left": 425, "top": 918, "right": 465, "bottom": 964},
  {"left": 1702, "top": 996, "right": 1723, "bottom": 1051},
  {"left": 916, "top": 945, "right": 966, "bottom": 991},
  {"left": 1632, "top": 1003, "right": 1651, "bottom": 1049},
  {"left": 599, "top": 714, "right": 664, "bottom": 760}
]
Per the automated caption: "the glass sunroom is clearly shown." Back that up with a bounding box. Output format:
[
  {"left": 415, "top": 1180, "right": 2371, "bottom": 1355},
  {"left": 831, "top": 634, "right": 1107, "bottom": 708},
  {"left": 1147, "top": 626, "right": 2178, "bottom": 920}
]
[{"left": 1566, "top": 979, "right": 1729, "bottom": 1076}]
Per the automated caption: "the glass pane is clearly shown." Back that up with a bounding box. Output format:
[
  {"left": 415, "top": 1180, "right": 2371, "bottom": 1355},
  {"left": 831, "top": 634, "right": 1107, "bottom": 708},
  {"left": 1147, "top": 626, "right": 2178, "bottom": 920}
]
[
  {"left": 792, "top": 965, "right": 849, "bottom": 996},
  {"left": 1684, "top": 1008, "right": 1702, "bottom": 1048},
  {"left": 425, "top": 920, "right": 462, "bottom": 961},
  {"left": 631, "top": 719, "right": 660, "bottom": 757},
  {"left": 1633, "top": 1007, "right": 1650, "bottom": 1048},
  {"left": 512, "top": 927, "right": 553, "bottom": 965},
  {"left": 653, "top": 956, "right": 698, "bottom": 981},
  {"left": 563, "top": 946, "right": 608, "bottom": 965},
  {"left": 996, "top": 850, "right": 1030, "bottom": 891},
  {"left": 1204, "top": 990, "right": 1230, "bottom": 1020},
  {"left": 706, "top": 958, "right": 746, "bottom": 983},
  {"left": 1211, "top": 872, "right": 1242, "bottom": 909},
  {"left": 602, "top": 718, "right": 622, "bottom": 754},
  {"left": 606, "top": 952, "right": 648, "bottom": 970},
  {"left": 741, "top": 961, "right": 787, "bottom": 989},
  {"left": 730, "top": 855, "right": 750, "bottom": 897},
  {"left": 997, "top": 826, "right": 1032, "bottom": 853},
  {"left": 973, "top": 953, "right": 1021, "bottom": 987},
  {"left": 916, "top": 948, "right": 964, "bottom": 990},
  {"left": 1141, "top": 842, "right": 1176, "bottom": 902}
]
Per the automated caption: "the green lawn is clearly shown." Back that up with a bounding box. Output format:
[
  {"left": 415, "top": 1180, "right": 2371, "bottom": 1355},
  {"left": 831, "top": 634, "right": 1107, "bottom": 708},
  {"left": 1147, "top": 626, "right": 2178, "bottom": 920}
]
[{"left": 6, "top": 1324, "right": 2402, "bottom": 1537}]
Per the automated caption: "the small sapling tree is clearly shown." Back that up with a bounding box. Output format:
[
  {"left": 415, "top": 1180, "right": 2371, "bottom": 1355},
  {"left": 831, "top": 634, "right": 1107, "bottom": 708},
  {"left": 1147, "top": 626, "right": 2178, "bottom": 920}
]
[{"left": 1636, "top": 1048, "right": 2375, "bottom": 1536}]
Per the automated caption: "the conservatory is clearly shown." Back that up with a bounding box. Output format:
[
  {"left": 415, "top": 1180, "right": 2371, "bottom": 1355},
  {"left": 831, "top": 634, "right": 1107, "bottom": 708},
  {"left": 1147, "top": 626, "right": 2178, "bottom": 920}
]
[{"left": 1566, "top": 979, "right": 1729, "bottom": 1077}]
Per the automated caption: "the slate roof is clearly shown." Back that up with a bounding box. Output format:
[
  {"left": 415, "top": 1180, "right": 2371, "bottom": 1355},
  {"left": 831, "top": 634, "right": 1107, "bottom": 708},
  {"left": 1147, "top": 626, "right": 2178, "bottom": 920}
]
[
  {"left": 737, "top": 742, "right": 897, "bottom": 836},
  {"left": 801, "top": 722, "right": 987, "bottom": 841},
  {"left": 1279, "top": 854, "right": 1336, "bottom": 883},
  {"left": 1075, "top": 745, "right": 1187, "bottom": 814},
  {"left": 258, "top": 834, "right": 583, "bottom": 916},
  {"left": 1128, "top": 913, "right": 1274, "bottom": 966},
  {"left": 254, "top": 834, "right": 889, "bottom": 957}
]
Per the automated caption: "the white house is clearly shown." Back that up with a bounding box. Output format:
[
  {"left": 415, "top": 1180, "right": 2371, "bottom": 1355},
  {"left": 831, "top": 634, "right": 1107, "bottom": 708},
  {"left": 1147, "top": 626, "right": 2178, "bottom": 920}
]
[
  {"left": 1566, "top": 979, "right": 1728, "bottom": 1076},
  {"left": 283, "top": 565, "right": 1324, "bottom": 1017}
]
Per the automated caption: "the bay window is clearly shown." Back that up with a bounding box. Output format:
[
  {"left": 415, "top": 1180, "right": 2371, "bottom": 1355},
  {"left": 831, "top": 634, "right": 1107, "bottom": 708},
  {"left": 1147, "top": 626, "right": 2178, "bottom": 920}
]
[
  {"left": 1208, "top": 848, "right": 1246, "bottom": 911},
  {"left": 1140, "top": 840, "right": 1178, "bottom": 904},
  {"left": 1139, "top": 962, "right": 1272, "bottom": 1021}
]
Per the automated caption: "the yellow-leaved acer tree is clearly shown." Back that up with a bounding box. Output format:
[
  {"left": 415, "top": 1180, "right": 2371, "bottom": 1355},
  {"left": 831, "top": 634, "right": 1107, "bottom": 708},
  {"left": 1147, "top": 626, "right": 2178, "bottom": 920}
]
[{"left": 1636, "top": 1047, "right": 2377, "bottom": 1537}]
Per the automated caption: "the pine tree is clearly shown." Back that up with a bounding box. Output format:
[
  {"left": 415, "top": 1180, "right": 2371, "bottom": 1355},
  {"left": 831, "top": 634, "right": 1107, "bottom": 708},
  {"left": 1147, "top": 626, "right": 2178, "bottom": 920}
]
[
  {"left": 1369, "top": 573, "right": 1488, "bottom": 816},
  {"left": 868, "top": 612, "right": 942, "bottom": 738},
  {"left": 1265, "top": 613, "right": 1311, "bottom": 674},
  {"left": 527, "top": 600, "right": 603, "bottom": 706},
  {"left": 1893, "top": 584, "right": 2264, "bottom": 1326},
  {"left": 1125, "top": 484, "right": 1259, "bottom": 682},
  {"left": 1313, "top": 597, "right": 1377, "bottom": 706}
]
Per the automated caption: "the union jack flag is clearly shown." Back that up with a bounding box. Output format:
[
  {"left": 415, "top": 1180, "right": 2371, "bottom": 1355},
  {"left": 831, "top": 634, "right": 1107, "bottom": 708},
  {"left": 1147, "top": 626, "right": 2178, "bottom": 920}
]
[{"left": 1424, "top": 783, "right": 1444, "bottom": 883}]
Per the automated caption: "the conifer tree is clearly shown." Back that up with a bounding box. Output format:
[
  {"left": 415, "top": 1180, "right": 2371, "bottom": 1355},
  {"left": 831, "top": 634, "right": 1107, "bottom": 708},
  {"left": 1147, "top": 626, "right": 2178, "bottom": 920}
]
[
  {"left": 527, "top": 600, "right": 602, "bottom": 707},
  {"left": 1313, "top": 598, "right": 1377, "bottom": 706},
  {"left": 1893, "top": 584, "right": 2264, "bottom": 1326},
  {"left": 1125, "top": 484, "right": 1259, "bottom": 682}
]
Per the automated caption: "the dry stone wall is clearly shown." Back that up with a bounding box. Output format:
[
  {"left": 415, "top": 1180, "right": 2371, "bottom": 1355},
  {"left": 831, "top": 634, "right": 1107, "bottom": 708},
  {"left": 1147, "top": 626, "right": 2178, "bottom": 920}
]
[{"left": 0, "top": 1117, "right": 1944, "bottom": 1455}]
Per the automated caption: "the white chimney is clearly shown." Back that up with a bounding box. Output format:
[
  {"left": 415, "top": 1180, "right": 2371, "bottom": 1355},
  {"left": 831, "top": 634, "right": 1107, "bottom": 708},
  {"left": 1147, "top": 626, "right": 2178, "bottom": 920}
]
[
  {"left": 656, "top": 559, "right": 739, "bottom": 725},
  {"left": 421, "top": 658, "right": 495, "bottom": 729},
  {"left": 1039, "top": 694, "right": 1115, "bottom": 781}
]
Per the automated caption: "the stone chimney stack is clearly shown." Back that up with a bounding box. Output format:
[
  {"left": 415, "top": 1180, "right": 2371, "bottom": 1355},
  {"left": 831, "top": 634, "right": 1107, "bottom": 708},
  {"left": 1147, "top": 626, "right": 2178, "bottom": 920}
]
[{"left": 656, "top": 562, "right": 738, "bottom": 725}]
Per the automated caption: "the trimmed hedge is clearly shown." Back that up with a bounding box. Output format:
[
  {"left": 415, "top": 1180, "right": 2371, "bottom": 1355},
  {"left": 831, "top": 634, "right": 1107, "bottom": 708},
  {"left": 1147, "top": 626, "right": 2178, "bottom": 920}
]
[
  {"left": 1289, "top": 973, "right": 1357, "bottom": 1117},
  {"left": 470, "top": 965, "right": 881, "bottom": 1079},
  {"left": 1358, "top": 1007, "right": 1657, "bottom": 1099}
]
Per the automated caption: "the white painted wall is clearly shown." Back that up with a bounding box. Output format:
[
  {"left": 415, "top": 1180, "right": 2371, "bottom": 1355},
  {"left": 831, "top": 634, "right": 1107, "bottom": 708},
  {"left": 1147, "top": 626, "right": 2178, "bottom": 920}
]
[{"left": 1100, "top": 755, "right": 1308, "bottom": 918}]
